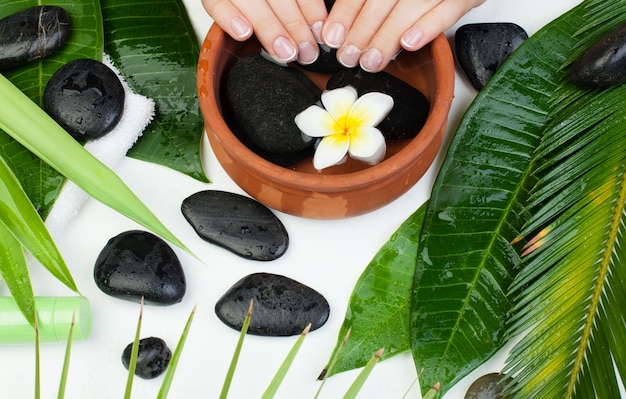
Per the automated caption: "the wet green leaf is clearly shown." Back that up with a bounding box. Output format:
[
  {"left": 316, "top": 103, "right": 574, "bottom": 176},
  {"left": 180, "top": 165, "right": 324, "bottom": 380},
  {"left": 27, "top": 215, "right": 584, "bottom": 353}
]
[
  {"left": 0, "top": 222, "right": 35, "bottom": 326},
  {"left": 0, "top": 156, "right": 77, "bottom": 294},
  {"left": 324, "top": 204, "right": 427, "bottom": 375},
  {"left": 0, "top": 0, "right": 103, "bottom": 218},
  {"left": 101, "top": 0, "right": 208, "bottom": 183}
]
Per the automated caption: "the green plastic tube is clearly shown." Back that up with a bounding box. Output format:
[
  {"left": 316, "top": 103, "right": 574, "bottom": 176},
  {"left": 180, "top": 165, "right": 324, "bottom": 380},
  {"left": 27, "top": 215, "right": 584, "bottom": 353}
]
[{"left": 0, "top": 296, "right": 91, "bottom": 343}]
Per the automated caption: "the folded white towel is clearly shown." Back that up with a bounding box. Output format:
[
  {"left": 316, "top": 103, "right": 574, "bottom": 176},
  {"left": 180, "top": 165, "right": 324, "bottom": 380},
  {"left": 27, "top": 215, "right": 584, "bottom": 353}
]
[{"left": 45, "top": 54, "right": 156, "bottom": 238}]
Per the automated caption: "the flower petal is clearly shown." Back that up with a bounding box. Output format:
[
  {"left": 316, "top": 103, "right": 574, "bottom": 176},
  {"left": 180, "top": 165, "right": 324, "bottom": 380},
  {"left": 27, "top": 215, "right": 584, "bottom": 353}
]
[
  {"left": 294, "top": 105, "right": 336, "bottom": 137},
  {"left": 348, "top": 126, "right": 386, "bottom": 165},
  {"left": 313, "top": 133, "right": 350, "bottom": 170},
  {"left": 348, "top": 92, "right": 394, "bottom": 127},
  {"left": 321, "top": 86, "right": 358, "bottom": 121}
]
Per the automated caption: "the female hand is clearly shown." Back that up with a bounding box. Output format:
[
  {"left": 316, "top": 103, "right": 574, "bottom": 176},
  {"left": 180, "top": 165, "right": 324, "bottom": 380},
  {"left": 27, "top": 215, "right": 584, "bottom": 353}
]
[
  {"left": 201, "top": 0, "right": 328, "bottom": 64},
  {"left": 325, "top": 0, "right": 487, "bottom": 72}
]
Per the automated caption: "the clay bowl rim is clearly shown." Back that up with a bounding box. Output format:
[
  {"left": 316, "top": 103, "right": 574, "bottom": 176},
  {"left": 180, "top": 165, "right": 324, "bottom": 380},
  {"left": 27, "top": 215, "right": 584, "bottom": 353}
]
[{"left": 199, "top": 26, "right": 455, "bottom": 193}]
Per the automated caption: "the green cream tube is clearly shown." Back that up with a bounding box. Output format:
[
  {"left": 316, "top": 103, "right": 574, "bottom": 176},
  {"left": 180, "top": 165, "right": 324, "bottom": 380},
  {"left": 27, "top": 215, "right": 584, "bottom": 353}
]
[{"left": 0, "top": 296, "right": 91, "bottom": 343}]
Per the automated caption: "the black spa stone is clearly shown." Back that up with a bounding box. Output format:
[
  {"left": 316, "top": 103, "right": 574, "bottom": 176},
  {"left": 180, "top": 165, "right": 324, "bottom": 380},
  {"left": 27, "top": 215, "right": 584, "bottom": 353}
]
[
  {"left": 571, "top": 22, "right": 626, "bottom": 89},
  {"left": 327, "top": 68, "right": 430, "bottom": 140},
  {"left": 455, "top": 23, "right": 528, "bottom": 90},
  {"left": 215, "top": 273, "right": 330, "bottom": 336},
  {"left": 465, "top": 373, "right": 507, "bottom": 399},
  {"left": 122, "top": 337, "right": 172, "bottom": 379},
  {"left": 222, "top": 53, "right": 320, "bottom": 166},
  {"left": 181, "top": 190, "right": 288, "bottom": 261},
  {"left": 93, "top": 230, "right": 186, "bottom": 305},
  {"left": 44, "top": 58, "right": 125, "bottom": 141},
  {"left": 0, "top": 6, "right": 70, "bottom": 70}
]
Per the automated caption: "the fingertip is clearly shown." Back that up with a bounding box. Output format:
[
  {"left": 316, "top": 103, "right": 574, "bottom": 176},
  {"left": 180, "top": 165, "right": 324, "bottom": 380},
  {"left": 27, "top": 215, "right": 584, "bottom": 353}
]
[
  {"left": 230, "top": 16, "right": 253, "bottom": 40},
  {"left": 400, "top": 27, "right": 424, "bottom": 51},
  {"left": 359, "top": 48, "right": 384, "bottom": 73}
]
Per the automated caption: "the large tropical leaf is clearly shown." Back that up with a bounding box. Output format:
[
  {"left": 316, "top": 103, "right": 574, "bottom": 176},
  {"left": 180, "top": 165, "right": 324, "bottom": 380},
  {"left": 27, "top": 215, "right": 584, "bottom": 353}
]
[
  {"left": 502, "top": 3, "right": 626, "bottom": 397},
  {"left": 101, "top": 0, "right": 208, "bottom": 183},
  {"left": 0, "top": 0, "right": 103, "bottom": 218},
  {"left": 324, "top": 203, "right": 426, "bottom": 376},
  {"left": 408, "top": 1, "right": 613, "bottom": 395}
]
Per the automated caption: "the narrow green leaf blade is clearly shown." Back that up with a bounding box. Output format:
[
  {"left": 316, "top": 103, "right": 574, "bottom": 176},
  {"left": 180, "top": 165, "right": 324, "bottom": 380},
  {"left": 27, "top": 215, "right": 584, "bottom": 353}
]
[
  {"left": 261, "top": 324, "right": 311, "bottom": 399},
  {"left": 57, "top": 312, "right": 76, "bottom": 399},
  {"left": 124, "top": 299, "right": 143, "bottom": 399},
  {"left": 101, "top": 0, "right": 208, "bottom": 183},
  {"left": 342, "top": 348, "right": 384, "bottom": 399},
  {"left": 410, "top": 1, "right": 598, "bottom": 395},
  {"left": 157, "top": 304, "right": 196, "bottom": 399},
  {"left": 0, "top": 156, "right": 77, "bottom": 293},
  {"left": 324, "top": 204, "right": 427, "bottom": 376},
  {"left": 0, "top": 75, "right": 191, "bottom": 255},
  {"left": 0, "top": 0, "right": 103, "bottom": 218},
  {"left": 0, "top": 222, "right": 35, "bottom": 326}
]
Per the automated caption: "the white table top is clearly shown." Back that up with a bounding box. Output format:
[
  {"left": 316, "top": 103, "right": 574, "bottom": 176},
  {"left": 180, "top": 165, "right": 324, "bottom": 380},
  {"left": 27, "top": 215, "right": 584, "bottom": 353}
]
[{"left": 0, "top": 1, "right": 584, "bottom": 398}]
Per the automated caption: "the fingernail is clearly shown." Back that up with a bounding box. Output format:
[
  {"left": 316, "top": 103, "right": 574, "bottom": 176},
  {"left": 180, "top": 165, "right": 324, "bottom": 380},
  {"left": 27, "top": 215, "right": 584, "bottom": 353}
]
[
  {"left": 273, "top": 36, "right": 297, "bottom": 62},
  {"left": 360, "top": 48, "right": 383, "bottom": 72},
  {"left": 338, "top": 45, "right": 361, "bottom": 68},
  {"left": 298, "top": 41, "right": 319, "bottom": 65},
  {"left": 311, "top": 20, "right": 324, "bottom": 43},
  {"left": 230, "top": 16, "right": 251, "bottom": 39},
  {"left": 325, "top": 22, "right": 345, "bottom": 48},
  {"left": 401, "top": 27, "right": 423, "bottom": 49}
]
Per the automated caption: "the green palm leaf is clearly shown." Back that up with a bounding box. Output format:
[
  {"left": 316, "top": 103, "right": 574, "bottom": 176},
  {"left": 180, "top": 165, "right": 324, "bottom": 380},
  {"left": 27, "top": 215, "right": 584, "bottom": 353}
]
[
  {"left": 409, "top": 0, "right": 624, "bottom": 395},
  {"left": 503, "top": 8, "right": 626, "bottom": 398},
  {"left": 101, "top": 0, "right": 208, "bottom": 183}
]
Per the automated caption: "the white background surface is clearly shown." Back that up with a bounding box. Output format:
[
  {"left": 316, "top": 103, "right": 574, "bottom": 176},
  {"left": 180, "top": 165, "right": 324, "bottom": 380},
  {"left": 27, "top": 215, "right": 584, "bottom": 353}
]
[{"left": 0, "top": 1, "right": 585, "bottom": 398}]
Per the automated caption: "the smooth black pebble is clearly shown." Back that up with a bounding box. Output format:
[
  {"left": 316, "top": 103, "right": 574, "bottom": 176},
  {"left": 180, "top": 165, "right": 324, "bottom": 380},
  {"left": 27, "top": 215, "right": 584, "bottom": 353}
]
[
  {"left": 455, "top": 23, "right": 528, "bottom": 90},
  {"left": 181, "top": 190, "right": 288, "bottom": 261},
  {"left": 327, "top": 68, "right": 430, "bottom": 140},
  {"left": 215, "top": 273, "right": 330, "bottom": 336},
  {"left": 94, "top": 230, "right": 186, "bottom": 305},
  {"left": 465, "top": 373, "right": 507, "bottom": 399},
  {"left": 222, "top": 53, "right": 320, "bottom": 166},
  {"left": 571, "top": 22, "right": 626, "bottom": 89},
  {"left": 44, "top": 58, "right": 125, "bottom": 141},
  {"left": 0, "top": 6, "right": 70, "bottom": 70},
  {"left": 121, "top": 337, "right": 172, "bottom": 379}
]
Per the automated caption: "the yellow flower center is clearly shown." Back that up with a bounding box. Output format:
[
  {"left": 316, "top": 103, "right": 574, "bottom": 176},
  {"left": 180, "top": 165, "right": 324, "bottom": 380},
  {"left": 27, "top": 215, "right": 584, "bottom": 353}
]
[{"left": 334, "top": 115, "right": 358, "bottom": 137}]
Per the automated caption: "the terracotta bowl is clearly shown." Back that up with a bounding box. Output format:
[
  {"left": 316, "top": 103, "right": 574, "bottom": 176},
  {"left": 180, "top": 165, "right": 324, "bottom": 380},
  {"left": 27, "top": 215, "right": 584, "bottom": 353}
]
[{"left": 197, "top": 25, "right": 454, "bottom": 219}]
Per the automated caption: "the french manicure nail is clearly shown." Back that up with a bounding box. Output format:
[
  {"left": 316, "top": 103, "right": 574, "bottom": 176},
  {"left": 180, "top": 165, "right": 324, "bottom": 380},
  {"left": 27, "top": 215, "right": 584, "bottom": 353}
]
[
  {"left": 230, "top": 16, "right": 251, "bottom": 39},
  {"left": 401, "top": 27, "right": 423, "bottom": 49},
  {"left": 325, "top": 22, "right": 345, "bottom": 48},
  {"left": 311, "top": 20, "right": 324, "bottom": 43},
  {"left": 298, "top": 41, "right": 319, "bottom": 65},
  {"left": 339, "top": 45, "right": 361, "bottom": 68},
  {"left": 360, "top": 48, "right": 383, "bottom": 72},
  {"left": 273, "top": 36, "right": 297, "bottom": 62}
]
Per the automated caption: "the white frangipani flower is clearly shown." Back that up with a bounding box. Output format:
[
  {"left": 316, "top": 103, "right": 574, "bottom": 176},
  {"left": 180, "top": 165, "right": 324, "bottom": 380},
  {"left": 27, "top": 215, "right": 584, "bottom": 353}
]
[{"left": 294, "top": 86, "right": 394, "bottom": 171}]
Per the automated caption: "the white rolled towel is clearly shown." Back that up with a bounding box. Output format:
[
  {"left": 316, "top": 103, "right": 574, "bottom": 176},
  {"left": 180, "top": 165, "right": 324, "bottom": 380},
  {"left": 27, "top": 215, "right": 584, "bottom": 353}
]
[{"left": 44, "top": 54, "right": 156, "bottom": 238}]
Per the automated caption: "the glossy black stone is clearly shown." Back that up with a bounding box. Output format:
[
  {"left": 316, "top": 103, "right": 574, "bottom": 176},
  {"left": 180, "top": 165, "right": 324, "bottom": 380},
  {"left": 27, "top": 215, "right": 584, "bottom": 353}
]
[
  {"left": 571, "top": 22, "right": 626, "bottom": 89},
  {"left": 121, "top": 337, "right": 172, "bottom": 379},
  {"left": 327, "top": 68, "right": 430, "bottom": 140},
  {"left": 0, "top": 6, "right": 70, "bottom": 70},
  {"left": 181, "top": 190, "right": 288, "bottom": 261},
  {"left": 94, "top": 230, "right": 186, "bottom": 305},
  {"left": 215, "top": 273, "right": 330, "bottom": 336},
  {"left": 44, "top": 58, "right": 125, "bottom": 141},
  {"left": 455, "top": 23, "right": 528, "bottom": 90},
  {"left": 222, "top": 53, "right": 320, "bottom": 166},
  {"left": 465, "top": 373, "right": 507, "bottom": 399}
]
